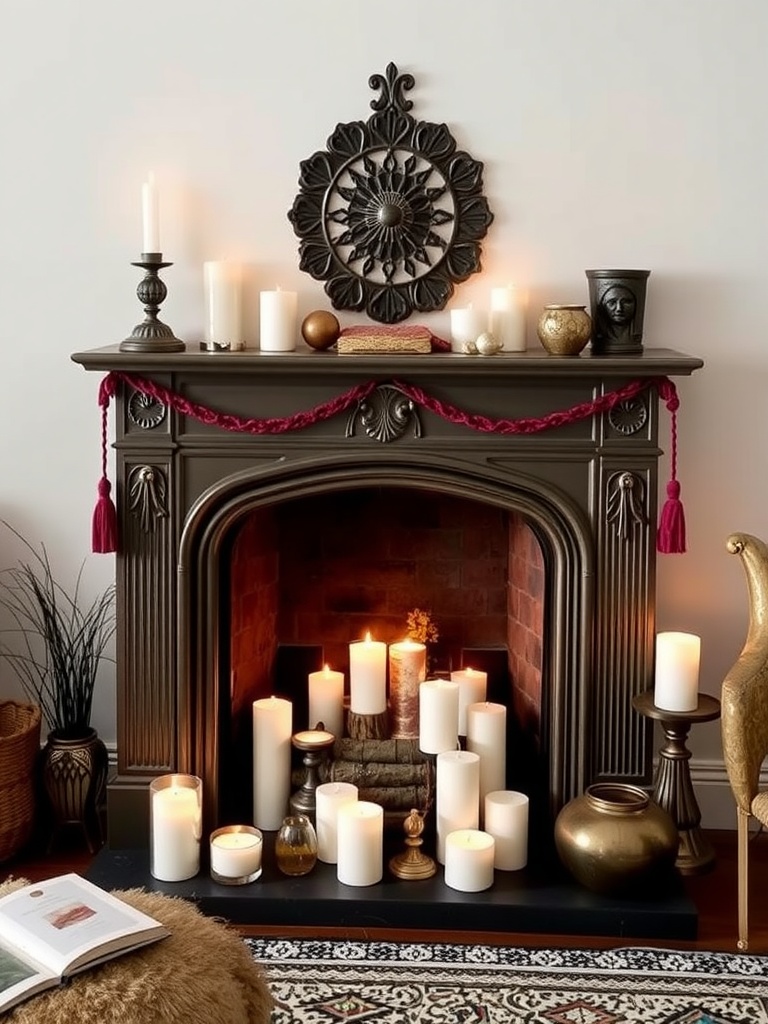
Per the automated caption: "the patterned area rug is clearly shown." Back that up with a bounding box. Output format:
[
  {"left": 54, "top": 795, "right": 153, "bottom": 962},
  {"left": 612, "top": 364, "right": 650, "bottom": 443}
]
[{"left": 247, "top": 937, "right": 768, "bottom": 1023}]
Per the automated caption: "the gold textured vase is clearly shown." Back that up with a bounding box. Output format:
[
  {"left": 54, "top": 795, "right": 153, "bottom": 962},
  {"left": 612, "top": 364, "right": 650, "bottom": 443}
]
[
  {"left": 554, "top": 783, "right": 678, "bottom": 895},
  {"left": 536, "top": 304, "right": 592, "bottom": 356}
]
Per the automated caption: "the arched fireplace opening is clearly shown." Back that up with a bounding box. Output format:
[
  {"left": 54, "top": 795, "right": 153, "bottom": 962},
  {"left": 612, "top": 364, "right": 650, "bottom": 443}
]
[{"left": 177, "top": 459, "right": 594, "bottom": 847}]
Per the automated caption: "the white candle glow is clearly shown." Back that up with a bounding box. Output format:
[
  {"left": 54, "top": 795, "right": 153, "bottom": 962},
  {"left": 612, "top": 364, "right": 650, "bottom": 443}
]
[
  {"left": 484, "top": 790, "right": 529, "bottom": 871},
  {"left": 308, "top": 665, "right": 345, "bottom": 739},
  {"left": 315, "top": 781, "right": 358, "bottom": 863},
  {"left": 349, "top": 634, "right": 387, "bottom": 714},
  {"left": 204, "top": 261, "right": 243, "bottom": 350},
  {"left": 150, "top": 774, "right": 202, "bottom": 882},
  {"left": 449, "top": 305, "right": 487, "bottom": 352},
  {"left": 466, "top": 702, "right": 507, "bottom": 805},
  {"left": 419, "top": 678, "right": 460, "bottom": 755},
  {"left": 252, "top": 696, "right": 293, "bottom": 830},
  {"left": 336, "top": 800, "right": 384, "bottom": 886},
  {"left": 142, "top": 172, "right": 160, "bottom": 254},
  {"left": 490, "top": 284, "right": 526, "bottom": 352},
  {"left": 654, "top": 631, "right": 701, "bottom": 712},
  {"left": 436, "top": 749, "right": 480, "bottom": 864},
  {"left": 451, "top": 667, "right": 488, "bottom": 735},
  {"left": 209, "top": 826, "right": 263, "bottom": 883},
  {"left": 389, "top": 638, "right": 427, "bottom": 738},
  {"left": 444, "top": 829, "right": 495, "bottom": 892},
  {"left": 259, "top": 287, "right": 298, "bottom": 351}
]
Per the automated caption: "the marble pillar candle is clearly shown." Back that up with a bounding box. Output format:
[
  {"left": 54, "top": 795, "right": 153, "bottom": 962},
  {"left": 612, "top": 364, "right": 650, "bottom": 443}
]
[{"left": 389, "top": 638, "right": 427, "bottom": 738}]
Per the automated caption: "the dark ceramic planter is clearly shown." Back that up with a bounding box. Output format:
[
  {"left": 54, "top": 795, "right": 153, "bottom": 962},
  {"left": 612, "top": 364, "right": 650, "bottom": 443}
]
[
  {"left": 585, "top": 269, "right": 651, "bottom": 355},
  {"left": 41, "top": 727, "right": 108, "bottom": 853}
]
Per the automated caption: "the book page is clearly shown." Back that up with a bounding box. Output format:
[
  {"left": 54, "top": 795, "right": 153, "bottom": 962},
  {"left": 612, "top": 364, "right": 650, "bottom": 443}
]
[
  {"left": 0, "top": 874, "right": 168, "bottom": 977},
  {"left": 0, "top": 937, "right": 57, "bottom": 1013}
]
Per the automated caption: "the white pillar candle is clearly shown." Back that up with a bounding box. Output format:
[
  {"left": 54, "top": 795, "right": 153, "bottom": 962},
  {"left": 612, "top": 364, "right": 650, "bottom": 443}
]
[
  {"left": 209, "top": 825, "right": 263, "bottom": 883},
  {"left": 149, "top": 774, "right": 202, "bottom": 882},
  {"left": 436, "top": 749, "right": 480, "bottom": 863},
  {"left": 389, "top": 638, "right": 426, "bottom": 738},
  {"left": 654, "top": 631, "right": 701, "bottom": 712},
  {"left": 349, "top": 634, "right": 387, "bottom": 714},
  {"left": 466, "top": 702, "right": 507, "bottom": 806},
  {"left": 336, "top": 800, "right": 384, "bottom": 886},
  {"left": 204, "top": 261, "right": 243, "bottom": 350},
  {"left": 484, "top": 790, "right": 529, "bottom": 871},
  {"left": 444, "top": 829, "right": 495, "bottom": 892},
  {"left": 252, "top": 696, "right": 293, "bottom": 830},
  {"left": 142, "top": 172, "right": 159, "bottom": 253},
  {"left": 308, "top": 665, "right": 345, "bottom": 739},
  {"left": 259, "top": 287, "right": 298, "bottom": 351},
  {"left": 419, "top": 678, "right": 460, "bottom": 755},
  {"left": 315, "top": 781, "right": 358, "bottom": 863},
  {"left": 449, "top": 305, "right": 486, "bottom": 352},
  {"left": 490, "top": 284, "right": 527, "bottom": 352},
  {"left": 451, "top": 667, "right": 488, "bottom": 735}
]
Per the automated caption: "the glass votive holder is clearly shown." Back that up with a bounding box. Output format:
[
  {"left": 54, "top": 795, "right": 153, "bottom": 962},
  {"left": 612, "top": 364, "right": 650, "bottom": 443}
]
[
  {"left": 149, "top": 773, "right": 203, "bottom": 882},
  {"left": 210, "top": 825, "right": 263, "bottom": 885},
  {"left": 275, "top": 814, "right": 318, "bottom": 876}
]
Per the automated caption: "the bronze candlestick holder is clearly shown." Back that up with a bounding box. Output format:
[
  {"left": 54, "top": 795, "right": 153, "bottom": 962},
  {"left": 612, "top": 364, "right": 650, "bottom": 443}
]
[
  {"left": 289, "top": 727, "right": 336, "bottom": 823},
  {"left": 120, "top": 253, "right": 185, "bottom": 352}
]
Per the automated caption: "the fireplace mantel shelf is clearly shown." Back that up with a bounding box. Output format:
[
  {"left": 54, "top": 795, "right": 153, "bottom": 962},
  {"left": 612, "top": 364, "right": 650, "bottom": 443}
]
[{"left": 72, "top": 345, "right": 702, "bottom": 380}]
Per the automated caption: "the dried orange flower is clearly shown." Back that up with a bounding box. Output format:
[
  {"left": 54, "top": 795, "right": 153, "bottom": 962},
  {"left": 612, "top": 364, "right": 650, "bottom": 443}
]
[{"left": 406, "top": 607, "right": 439, "bottom": 645}]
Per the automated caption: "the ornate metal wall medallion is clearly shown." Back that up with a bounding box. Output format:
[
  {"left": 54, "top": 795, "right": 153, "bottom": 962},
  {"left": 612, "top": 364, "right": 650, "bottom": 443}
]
[
  {"left": 128, "top": 465, "right": 169, "bottom": 534},
  {"left": 345, "top": 384, "right": 422, "bottom": 443},
  {"left": 128, "top": 389, "right": 167, "bottom": 430},
  {"left": 606, "top": 471, "right": 646, "bottom": 540},
  {"left": 288, "top": 62, "right": 494, "bottom": 324}
]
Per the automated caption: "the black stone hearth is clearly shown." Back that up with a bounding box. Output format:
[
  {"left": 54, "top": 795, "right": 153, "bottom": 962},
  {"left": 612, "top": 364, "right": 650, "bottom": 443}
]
[{"left": 86, "top": 838, "right": 697, "bottom": 940}]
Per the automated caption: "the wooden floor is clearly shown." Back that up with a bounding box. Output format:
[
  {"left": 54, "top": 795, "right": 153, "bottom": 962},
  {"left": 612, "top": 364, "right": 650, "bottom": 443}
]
[{"left": 3, "top": 829, "right": 768, "bottom": 954}]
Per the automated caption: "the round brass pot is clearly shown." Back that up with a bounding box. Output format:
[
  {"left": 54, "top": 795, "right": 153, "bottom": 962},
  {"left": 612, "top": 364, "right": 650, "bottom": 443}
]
[
  {"left": 536, "top": 304, "right": 592, "bottom": 356},
  {"left": 554, "top": 782, "right": 678, "bottom": 895}
]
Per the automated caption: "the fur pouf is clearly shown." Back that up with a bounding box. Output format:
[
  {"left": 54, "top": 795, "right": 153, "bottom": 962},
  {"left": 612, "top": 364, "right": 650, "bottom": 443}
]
[{"left": 0, "top": 877, "right": 273, "bottom": 1024}]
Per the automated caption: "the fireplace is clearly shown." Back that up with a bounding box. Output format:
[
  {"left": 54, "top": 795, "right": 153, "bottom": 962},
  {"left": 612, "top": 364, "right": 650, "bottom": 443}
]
[{"left": 73, "top": 345, "right": 701, "bottom": 862}]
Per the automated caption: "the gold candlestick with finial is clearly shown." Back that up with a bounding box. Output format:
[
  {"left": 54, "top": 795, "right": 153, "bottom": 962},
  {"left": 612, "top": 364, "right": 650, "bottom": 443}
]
[{"left": 388, "top": 808, "right": 436, "bottom": 880}]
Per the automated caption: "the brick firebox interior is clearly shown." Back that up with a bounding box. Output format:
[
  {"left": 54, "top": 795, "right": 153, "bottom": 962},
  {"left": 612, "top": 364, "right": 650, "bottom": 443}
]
[{"left": 225, "top": 487, "right": 544, "bottom": 823}]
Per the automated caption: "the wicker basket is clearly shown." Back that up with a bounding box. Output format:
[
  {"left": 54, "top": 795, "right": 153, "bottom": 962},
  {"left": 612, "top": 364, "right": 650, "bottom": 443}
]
[{"left": 0, "top": 700, "right": 42, "bottom": 862}]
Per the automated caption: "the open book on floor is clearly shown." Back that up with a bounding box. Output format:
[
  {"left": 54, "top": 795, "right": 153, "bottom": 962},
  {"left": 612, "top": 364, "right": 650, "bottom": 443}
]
[{"left": 0, "top": 872, "right": 169, "bottom": 1015}]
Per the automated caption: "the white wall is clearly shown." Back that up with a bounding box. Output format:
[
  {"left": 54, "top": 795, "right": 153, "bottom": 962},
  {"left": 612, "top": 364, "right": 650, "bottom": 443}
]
[{"left": 2, "top": 0, "right": 766, "bottom": 827}]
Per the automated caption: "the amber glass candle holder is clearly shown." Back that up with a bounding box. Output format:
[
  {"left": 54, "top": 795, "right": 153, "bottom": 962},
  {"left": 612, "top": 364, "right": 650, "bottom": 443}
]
[{"left": 275, "top": 814, "right": 318, "bottom": 876}]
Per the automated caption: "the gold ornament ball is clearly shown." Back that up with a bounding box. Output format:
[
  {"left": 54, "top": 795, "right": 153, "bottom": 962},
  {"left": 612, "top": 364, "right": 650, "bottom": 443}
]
[{"left": 301, "top": 310, "right": 340, "bottom": 350}]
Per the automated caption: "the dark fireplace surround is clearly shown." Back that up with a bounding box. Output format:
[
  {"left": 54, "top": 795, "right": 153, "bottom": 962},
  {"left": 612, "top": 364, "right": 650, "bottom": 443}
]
[{"left": 73, "top": 346, "right": 701, "bottom": 862}]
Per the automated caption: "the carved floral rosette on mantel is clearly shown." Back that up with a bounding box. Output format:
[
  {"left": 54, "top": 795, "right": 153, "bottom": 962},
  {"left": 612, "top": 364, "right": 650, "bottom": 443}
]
[{"left": 288, "top": 62, "right": 494, "bottom": 324}]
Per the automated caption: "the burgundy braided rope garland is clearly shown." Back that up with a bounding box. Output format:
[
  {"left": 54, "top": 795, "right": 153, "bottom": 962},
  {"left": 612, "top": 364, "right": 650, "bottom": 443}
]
[{"left": 93, "top": 371, "right": 685, "bottom": 553}]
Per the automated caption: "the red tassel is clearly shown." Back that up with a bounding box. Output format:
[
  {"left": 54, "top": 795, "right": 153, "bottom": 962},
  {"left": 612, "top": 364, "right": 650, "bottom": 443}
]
[
  {"left": 92, "top": 477, "right": 118, "bottom": 554},
  {"left": 657, "top": 479, "right": 686, "bottom": 554}
]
